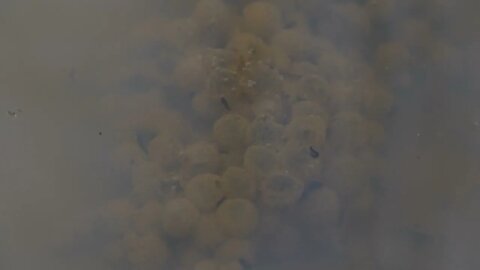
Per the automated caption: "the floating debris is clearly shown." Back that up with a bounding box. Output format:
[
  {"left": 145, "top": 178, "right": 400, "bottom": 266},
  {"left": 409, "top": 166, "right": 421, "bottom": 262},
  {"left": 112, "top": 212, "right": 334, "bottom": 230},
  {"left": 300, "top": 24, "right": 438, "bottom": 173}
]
[
  {"left": 220, "top": 96, "right": 231, "bottom": 111},
  {"left": 216, "top": 196, "right": 227, "bottom": 208},
  {"left": 7, "top": 109, "right": 22, "bottom": 118},
  {"left": 309, "top": 146, "right": 319, "bottom": 158}
]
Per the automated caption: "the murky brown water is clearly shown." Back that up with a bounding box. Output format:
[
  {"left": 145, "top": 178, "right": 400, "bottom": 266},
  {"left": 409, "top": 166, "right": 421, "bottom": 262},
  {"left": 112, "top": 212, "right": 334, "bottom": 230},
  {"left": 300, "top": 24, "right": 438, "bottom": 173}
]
[{"left": 1, "top": 1, "right": 479, "bottom": 269}]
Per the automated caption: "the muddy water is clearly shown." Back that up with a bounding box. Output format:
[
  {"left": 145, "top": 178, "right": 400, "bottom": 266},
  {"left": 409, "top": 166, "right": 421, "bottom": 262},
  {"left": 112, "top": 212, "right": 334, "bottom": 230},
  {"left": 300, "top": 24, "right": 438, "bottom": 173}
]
[{"left": 0, "top": 1, "right": 478, "bottom": 270}]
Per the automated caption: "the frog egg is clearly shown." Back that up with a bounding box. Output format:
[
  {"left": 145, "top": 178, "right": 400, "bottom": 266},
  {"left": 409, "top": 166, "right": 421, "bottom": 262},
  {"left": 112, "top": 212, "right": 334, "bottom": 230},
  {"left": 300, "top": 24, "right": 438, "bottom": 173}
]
[
  {"left": 289, "top": 61, "right": 320, "bottom": 81},
  {"left": 174, "top": 53, "right": 207, "bottom": 93},
  {"left": 280, "top": 141, "right": 323, "bottom": 181},
  {"left": 260, "top": 173, "right": 304, "bottom": 208},
  {"left": 243, "top": 1, "right": 282, "bottom": 39},
  {"left": 192, "top": 90, "right": 224, "bottom": 122},
  {"left": 271, "top": 28, "right": 317, "bottom": 62},
  {"left": 193, "top": 0, "right": 232, "bottom": 45},
  {"left": 220, "top": 167, "right": 257, "bottom": 200},
  {"left": 150, "top": 109, "right": 193, "bottom": 143},
  {"left": 218, "top": 261, "right": 244, "bottom": 270},
  {"left": 215, "top": 238, "right": 255, "bottom": 264},
  {"left": 248, "top": 115, "right": 284, "bottom": 145},
  {"left": 213, "top": 114, "right": 250, "bottom": 152},
  {"left": 194, "top": 0, "right": 231, "bottom": 29},
  {"left": 271, "top": 46, "right": 291, "bottom": 72},
  {"left": 162, "top": 198, "right": 199, "bottom": 238},
  {"left": 131, "top": 160, "right": 163, "bottom": 199},
  {"left": 195, "top": 259, "right": 220, "bottom": 270},
  {"left": 133, "top": 200, "right": 163, "bottom": 232},
  {"left": 317, "top": 47, "right": 360, "bottom": 82},
  {"left": 227, "top": 32, "right": 270, "bottom": 61},
  {"left": 220, "top": 150, "right": 245, "bottom": 168},
  {"left": 243, "top": 145, "right": 279, "bottom": 178},
  {"left": 178, "top": 246, "right": 208, "bottom": 270},
  {"left": 124, "top": 232, "right": 170, "bottom": 270},
  {"left": 285, "top": 115, "right": 327, "bottom": 147},
  {"left": 185, "top": 173, "right": 224, "bottom": 212},
  {"left": 251, "top": 94, "right": 286, "bottom": 123},
  {"left": 194, "top": 214, "right": 226, "bottom": 250},
  {"left": 183, "top": 142, "right": 221, "bottom": 177},
  {"left": 291, "top": 100, "right": 329, "bottom": 119},
  {"left": 325, "top": 81, "right": 363, "bottom": 111},
  {"left": 148, "top": 134, "right": 183, "bottom": 171},
  {"left": 216, "top": 199, "right": 258, "bottom": 237}
]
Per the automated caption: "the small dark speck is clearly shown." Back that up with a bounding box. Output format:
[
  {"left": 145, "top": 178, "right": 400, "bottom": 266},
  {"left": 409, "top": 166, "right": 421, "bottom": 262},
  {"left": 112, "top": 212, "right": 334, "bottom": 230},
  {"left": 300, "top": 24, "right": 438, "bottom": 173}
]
[
  {"left": 309, "top": 146, "right": 319, "bottom": 158},
  {"left": 220, "top": 97, "right": 231, "bottom": 111},
  {"left": 98, "top": 132, "right": 103, "bottom": 136}
]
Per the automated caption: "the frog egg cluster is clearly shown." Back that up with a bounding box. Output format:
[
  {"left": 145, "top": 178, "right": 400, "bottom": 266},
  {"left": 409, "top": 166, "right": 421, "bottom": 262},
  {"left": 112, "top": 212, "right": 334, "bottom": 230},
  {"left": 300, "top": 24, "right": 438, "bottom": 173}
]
[{"left": 97, "top": 0, "right": 459, "bottom": 268}]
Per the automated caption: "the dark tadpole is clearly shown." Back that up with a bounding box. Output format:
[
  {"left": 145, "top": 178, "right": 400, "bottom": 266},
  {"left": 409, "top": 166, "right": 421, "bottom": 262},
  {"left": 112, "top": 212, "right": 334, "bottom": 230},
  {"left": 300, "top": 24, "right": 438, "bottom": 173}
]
[
  {"left": 220, "top": 96, "right": 231, "bottom": 111},
  {"left": 309, "top": 146, "right": 319, "bottom": 158}
]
